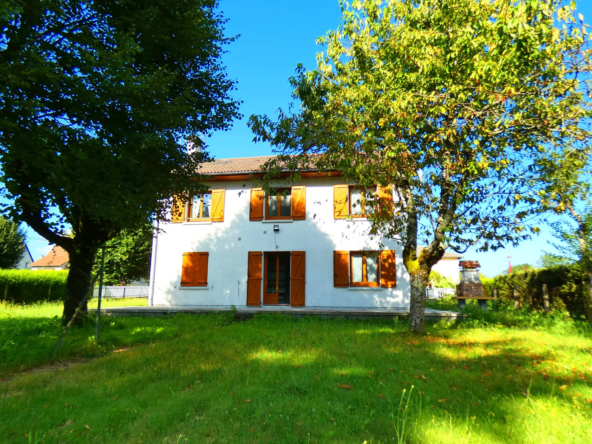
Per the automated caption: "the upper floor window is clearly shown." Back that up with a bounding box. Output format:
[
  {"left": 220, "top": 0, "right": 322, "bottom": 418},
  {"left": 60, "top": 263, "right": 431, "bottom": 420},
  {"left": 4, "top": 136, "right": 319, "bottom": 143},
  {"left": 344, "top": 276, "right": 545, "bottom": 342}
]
[
  {"left": 171, "top": 189, "right": 225, "bottom": 223},
  {"left": 349, "top": 186, "right": 376, "bottom": 217},
  {"left": 188, "top": 192, "right": 212, "bottom": 221},
  {"left": 266, "top": 188, "right": 292, "bottom": 220},
  {"left": 250, "top": 186, "right": 306, "bottom": 221}
]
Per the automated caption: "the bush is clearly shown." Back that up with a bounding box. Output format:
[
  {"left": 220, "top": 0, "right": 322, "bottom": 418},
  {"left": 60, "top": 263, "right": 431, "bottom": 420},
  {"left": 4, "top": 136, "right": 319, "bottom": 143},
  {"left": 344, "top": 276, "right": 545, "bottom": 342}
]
[
  {"left": 0, "top": 270, "right": 68, "bottom": 304},
  {"left": 488, "top": 265, "right": 586, "bottom": 319}
]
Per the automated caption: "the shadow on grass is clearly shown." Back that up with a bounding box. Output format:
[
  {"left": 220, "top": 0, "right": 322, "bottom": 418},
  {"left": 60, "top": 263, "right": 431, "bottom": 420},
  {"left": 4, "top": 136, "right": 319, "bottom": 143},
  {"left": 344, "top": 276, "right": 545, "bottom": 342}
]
[{"left": 0, "top": 313, "right": 591, "bottom": 443}]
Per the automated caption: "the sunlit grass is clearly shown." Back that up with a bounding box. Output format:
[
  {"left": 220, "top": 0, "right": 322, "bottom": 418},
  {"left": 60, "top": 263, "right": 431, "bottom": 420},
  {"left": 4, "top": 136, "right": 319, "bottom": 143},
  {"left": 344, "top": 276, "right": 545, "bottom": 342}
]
[{"left": 0, "top": 305, "right": 590, "bottom": 443}]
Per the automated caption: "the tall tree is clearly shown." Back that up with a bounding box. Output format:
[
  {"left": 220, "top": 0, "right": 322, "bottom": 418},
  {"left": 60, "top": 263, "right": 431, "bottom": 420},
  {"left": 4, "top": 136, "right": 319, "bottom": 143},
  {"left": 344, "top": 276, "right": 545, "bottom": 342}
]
[
  {"left": 0, "top": 216, "right": 25, "bottom": 269},
  {"left": 0, "top": 0, "right": 240, "bottom": 324},
  {"left": 538, "top": 146, "right": 592, "bottom": 322},
  {"left": 92, "top": 225, "right": 152, "bottom": 286},
  {"left": 250, "top": 0, "right": 592, "bottom": 333}
]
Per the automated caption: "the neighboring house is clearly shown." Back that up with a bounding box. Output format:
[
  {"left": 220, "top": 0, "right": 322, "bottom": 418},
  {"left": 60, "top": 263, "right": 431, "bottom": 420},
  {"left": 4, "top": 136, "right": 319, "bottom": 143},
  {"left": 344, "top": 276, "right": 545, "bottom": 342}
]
[
  {"left": 29, "top": 245, "right": 69, "bottom": 270},
  {"left": 16, "top": 244, "right": 34, "bottom": 270},
  {"left": 150, "top": 156, "right": 454, "bottom": 309},
  {"left": 418, "top": 247, "right": 462, "bottom": 284}
]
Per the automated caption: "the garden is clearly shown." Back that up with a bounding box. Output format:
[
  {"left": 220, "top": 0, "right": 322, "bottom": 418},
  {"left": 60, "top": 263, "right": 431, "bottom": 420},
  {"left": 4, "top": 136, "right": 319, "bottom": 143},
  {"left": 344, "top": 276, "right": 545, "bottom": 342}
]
[{"left": 1, "top": 299, "right": 591, "bottom": 443}]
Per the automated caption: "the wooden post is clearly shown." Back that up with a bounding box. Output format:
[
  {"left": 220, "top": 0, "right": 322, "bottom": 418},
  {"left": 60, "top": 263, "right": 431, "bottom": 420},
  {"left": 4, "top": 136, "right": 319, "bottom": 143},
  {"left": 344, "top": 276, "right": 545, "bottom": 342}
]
[
  {"left": 513, "top": 287, "right": 520, "bottom": 309},
  {"left": 542, "top": 284, "right": 550, "bottom": 312},
  {"left": 493, "top": 287, "right": 498, "bottom": 300}
]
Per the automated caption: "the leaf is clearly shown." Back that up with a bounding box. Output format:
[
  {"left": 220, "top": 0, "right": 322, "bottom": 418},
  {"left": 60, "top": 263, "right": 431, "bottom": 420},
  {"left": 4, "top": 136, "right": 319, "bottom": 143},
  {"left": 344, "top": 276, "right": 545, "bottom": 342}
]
[
  {"left": 244, "top": 399, "right": 253, "bottom": 402},
  {"left": 558, "top": 385, "right": 567, "bottom": 391},
  {"left": 338, "top": 384, "right": 353, "bottom": 389},
  {"left": 438, "top": 399, "right": 447, "bottom": 402}
]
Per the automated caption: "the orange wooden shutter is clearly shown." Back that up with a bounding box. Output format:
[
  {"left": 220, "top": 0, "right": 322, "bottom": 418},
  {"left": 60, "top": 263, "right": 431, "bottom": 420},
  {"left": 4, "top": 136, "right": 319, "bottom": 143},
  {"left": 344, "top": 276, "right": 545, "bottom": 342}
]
[
  {"left": 378, "top": 184, "right": 394, "bottom": 216},
  {"left": 250, "top": 188, "right": 264, "bottom": 221},
  {"left": 195, "top": 252, "right": 209, "bottom": 286},
  {"left": 211, "top": 189, "right": 225, "bottom": 222},
  {"left": 247, "top": 251, "right": 262, "bottom": 306},
  {"left": 291, "top": 251, "right": 306, "bottom": 306},
  {"left": 334, "top": 251, "right": 349, "bottom": 287},
  {"left": 380, "top": 250, "right": 396, "bottom": 288},
  {"left": 172, "top": 195, "right": 185, "bottom": 223},
  {"left": 181, "top": 252, "right": 208, "bottom": 287},
  {"left": 291, "top": 186, "right": 306, "bottom": 220},
  {"left": 333, "top": 185, "right": 349, "bottom": 219}
]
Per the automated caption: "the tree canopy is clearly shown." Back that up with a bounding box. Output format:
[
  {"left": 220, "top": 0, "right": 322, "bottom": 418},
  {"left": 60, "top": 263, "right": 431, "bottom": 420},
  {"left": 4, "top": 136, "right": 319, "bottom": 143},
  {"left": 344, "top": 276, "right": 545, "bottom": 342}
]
[
  {"left": 250, "top": 0, "right": 592, "bottom": 332},
  {"left": 92, "top": 225, "right": 152, "bottom": 286},
  {"left": 0, "top": 0, "right": 241, "bottom": 323},
  {"left": 0, "top": 216, "right": 25, "bottom": 269}
]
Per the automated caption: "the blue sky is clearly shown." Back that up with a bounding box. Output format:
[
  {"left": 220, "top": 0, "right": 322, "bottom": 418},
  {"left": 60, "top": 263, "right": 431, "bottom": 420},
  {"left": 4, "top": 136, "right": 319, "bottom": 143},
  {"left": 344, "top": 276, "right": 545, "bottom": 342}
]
[{"left": 20, "top": 0, "right": 592, "bottom": 277}]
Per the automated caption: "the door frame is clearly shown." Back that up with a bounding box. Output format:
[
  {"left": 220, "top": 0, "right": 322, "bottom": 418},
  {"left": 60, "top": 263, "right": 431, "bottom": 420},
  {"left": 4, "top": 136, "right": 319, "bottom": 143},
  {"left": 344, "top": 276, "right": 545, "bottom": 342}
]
[{"left": 263, "top": 251, "right": 291, "bottom": 305}]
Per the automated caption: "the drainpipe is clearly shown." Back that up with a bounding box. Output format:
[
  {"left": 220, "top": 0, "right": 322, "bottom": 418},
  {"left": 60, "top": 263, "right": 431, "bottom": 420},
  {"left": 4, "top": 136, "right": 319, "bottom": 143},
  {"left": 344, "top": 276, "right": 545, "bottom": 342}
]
[{"left": 149, "top": 220, "right": 159, "bottom": 307}]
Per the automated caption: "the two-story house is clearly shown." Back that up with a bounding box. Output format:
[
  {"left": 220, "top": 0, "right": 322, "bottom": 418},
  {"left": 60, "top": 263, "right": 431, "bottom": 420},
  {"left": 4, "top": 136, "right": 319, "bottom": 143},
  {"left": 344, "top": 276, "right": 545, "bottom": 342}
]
[{"left": 149, "top": 156, "right": 411, "bottom": 309}]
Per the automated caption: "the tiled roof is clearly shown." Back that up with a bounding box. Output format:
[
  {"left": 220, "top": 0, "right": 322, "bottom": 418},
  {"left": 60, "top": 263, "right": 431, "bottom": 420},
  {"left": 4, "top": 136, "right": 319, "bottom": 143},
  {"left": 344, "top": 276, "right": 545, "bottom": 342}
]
[
  {"left": 29, "top": 245, "right": 69, "bottom": 268},
  {"left": 198, "top": 156, "right": 277, "bottom": 174}
]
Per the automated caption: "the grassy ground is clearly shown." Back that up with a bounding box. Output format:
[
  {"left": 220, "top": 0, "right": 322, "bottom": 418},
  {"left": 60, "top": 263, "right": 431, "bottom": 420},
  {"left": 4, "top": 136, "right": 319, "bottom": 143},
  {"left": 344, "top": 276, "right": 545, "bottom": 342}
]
[{"left": 1, "top": 302, "right": 591, "bottom": 443}]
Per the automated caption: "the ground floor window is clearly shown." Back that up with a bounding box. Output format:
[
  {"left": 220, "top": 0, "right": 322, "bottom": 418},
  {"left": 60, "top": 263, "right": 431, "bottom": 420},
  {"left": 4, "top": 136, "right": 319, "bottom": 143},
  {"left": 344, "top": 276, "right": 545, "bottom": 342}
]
[{"left": 350, "top": 251, "right": 380, "bottom": 287}]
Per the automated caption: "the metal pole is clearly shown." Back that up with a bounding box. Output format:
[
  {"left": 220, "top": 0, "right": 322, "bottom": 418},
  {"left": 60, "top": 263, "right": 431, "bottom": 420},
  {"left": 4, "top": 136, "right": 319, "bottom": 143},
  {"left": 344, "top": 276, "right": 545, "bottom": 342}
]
[{"left": 95, "top": 248, "right": 105, "bottom": 343}]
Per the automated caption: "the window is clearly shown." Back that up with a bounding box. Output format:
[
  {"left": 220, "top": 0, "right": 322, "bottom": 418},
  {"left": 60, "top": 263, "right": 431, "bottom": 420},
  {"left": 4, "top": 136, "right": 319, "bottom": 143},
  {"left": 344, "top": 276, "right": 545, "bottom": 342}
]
[
  {"left": 334, "top": 250, "right": 396, "bottom": 288},
  {"left": 181, "top": 252, "right": 209, "bottom": 287},
  {"left": 265, "top": 188, "right": 292, "bottom": 220},
  {"left": 187, "top": 192, "right": 212, "bottom": 221},
  {"left": 349, "top": 186, "right": 376, "bottom": 217},
  {"left": 350, "top": 251, "right": 380, "bottom": 287}
]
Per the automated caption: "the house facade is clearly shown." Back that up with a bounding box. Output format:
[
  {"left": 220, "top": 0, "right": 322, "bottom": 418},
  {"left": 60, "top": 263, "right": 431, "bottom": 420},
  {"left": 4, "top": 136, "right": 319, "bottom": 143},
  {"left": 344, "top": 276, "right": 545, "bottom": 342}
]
[
  {"left": 16, "top": 244, "right": 34, "bottom": 270},
  {"left": 149, "top": 156, "right": 411, "bottom": 309}
]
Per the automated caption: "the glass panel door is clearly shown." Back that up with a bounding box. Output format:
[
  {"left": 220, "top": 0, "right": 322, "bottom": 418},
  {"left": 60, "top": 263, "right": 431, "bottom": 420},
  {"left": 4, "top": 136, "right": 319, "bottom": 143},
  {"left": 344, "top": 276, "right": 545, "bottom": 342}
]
[{"left": 263, "top": 252, "right": 291, "bottom": 305}]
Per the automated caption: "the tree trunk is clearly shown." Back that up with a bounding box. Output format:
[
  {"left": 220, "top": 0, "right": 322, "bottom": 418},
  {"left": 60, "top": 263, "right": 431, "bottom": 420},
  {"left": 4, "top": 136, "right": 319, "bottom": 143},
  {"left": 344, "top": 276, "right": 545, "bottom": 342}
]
[
  {"left": 409, "top": 275, "right": 425, "bottom": 334},
  {"left": 62, "top": 245, "right": 97, "bottom": 326},
  {"left": 585, "top": 272, "right": 592, "bottom": 324}
]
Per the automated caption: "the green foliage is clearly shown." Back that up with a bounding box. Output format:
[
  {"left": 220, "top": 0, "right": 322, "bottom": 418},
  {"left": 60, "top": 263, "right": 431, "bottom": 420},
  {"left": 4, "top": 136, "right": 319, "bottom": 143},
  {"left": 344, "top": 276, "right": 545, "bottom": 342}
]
[
  {"left": 93, "top": 225, "right": 152, "bottom": 285},
  {"left": 0, "top": 270, "right": 68, "bottom": 305},
  {"left": 250, "top": 0, "right": 592, "bottom": 254},
  {"left": 489, "top": 265, "right": 587, "bottom": 319},
  {"left": 0, "top": 0, "right": 241, "bottom": 322},
  {"left": 428, "top": 270, "right": 455, "bottom": 289},
  {"left": 502, "top": 263, "right": 535, "bottom": 274},
  {"left": 0, "top": 217, "right": 25, "bottom": 269},
  {"left": 538, "top": 254, "right": 573, "bottom": 268}
]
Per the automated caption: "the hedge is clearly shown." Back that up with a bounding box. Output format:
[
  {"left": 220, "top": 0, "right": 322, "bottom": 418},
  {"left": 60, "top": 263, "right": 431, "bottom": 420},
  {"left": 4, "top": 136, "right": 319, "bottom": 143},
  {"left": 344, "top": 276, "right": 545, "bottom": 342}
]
[
  {"left": 0, "top": 270, "right": 69, "bottom": 305},
  {"left": 486, "top": 265, "right": 586, "bottom": 319}
]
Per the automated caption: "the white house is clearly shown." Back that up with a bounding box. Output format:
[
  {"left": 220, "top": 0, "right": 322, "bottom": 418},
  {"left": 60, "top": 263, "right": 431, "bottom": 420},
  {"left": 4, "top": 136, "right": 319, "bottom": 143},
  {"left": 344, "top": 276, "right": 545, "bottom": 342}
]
[
  {"left": 149, "top": 156, "right": 465, "bottom": 309},
  {"left": 149, "top": 156, "right": 411, "bottom": 309},
  {"left": 419, "top": 247, "right": 462, "bottom": 284},
  {"left": 16, "top": 244, "right": 34, "bottom": 269}
]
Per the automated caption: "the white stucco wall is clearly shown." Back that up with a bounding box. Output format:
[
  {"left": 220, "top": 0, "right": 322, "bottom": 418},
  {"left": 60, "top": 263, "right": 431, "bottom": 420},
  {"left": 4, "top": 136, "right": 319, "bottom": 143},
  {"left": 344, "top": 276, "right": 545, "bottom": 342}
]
[
  {"left": 431, "top": 258, "right": 461, "bottom": 284},
  {"left": 150, "top": 177, "right": 411, "bottom": 309}
]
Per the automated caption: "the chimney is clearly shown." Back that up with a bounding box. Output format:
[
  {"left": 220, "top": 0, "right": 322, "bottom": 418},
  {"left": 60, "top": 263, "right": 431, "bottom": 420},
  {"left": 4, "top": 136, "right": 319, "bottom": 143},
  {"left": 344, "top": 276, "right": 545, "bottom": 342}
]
[{"left": 456, "top": 260, "right": 484, "bottom": 299}]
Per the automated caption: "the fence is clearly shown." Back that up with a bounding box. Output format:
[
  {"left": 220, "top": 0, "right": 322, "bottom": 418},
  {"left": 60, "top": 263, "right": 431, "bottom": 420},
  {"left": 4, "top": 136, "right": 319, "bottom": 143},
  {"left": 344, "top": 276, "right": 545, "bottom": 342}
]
[
  {"left": 425, "top": 288, "right": 455, "bottom": 299},
  {"left": 92, "top": 286, "right": 149, "bottom": 298}
]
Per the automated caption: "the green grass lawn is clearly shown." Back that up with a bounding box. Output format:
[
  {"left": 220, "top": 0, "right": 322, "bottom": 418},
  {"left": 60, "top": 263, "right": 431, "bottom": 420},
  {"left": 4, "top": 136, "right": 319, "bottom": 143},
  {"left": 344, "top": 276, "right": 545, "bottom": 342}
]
[{"left": 1, "top": 302, "right": 591, "bottom": 443}]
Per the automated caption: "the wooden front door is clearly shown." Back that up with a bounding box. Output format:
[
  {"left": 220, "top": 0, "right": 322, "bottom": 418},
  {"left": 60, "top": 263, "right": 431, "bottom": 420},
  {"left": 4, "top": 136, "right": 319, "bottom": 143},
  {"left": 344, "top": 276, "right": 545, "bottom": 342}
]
[{"left": 263, "top": 252, "right": 291, "bottom": 305}]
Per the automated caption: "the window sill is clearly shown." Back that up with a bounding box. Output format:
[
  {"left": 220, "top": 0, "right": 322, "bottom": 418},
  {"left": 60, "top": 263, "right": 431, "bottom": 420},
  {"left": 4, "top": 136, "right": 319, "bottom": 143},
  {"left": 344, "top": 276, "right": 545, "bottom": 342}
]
[
  {"left": 262, "top": 219, "right": 293, "bottom": 224},
  {"left": 178, "top": 286, "right": 209, "bottom": 291},
  {"left": 183, "top": 221, "right": 212, "bottom": 225},
  {"left": 347, "top": 287, "right": 385, "bottom": 291}
]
